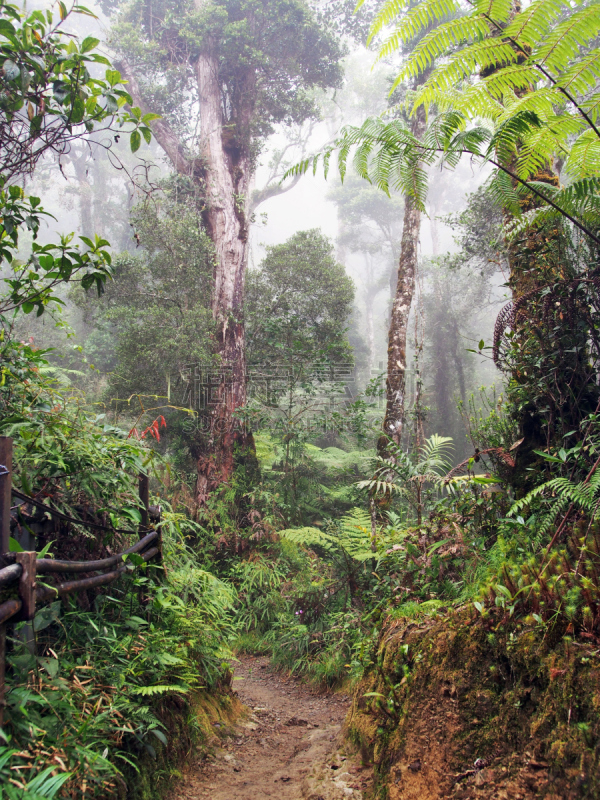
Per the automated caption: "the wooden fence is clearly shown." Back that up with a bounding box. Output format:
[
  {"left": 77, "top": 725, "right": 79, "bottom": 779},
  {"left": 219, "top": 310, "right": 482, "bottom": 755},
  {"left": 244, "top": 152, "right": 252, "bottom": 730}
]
[{"left": 0, "top": 436, "right": 162, "bottom": 728}]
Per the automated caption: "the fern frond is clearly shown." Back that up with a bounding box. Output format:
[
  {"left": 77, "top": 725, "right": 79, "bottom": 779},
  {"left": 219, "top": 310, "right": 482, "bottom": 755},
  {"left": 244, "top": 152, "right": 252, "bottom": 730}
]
[
  {"left": 495, "top": 86, "right": 561, "bottom": 124},
  {"left": 473, "top": 0, "right": 512, "bottom": 24},
  {"left": 533, "top": 4, "right": 600, "bottom": 73},
  {"left": 398, "top": 18, "right": 500, "bottom": 85},
  {"left": 487, "top": 164, "right": 522, "bottom": 217},
  {"left": 516, "top": 131, "right": 564, "bottom": 180},
  {"left": 509, "top": 472, "right": 600, "bottom": 523},
  {"left": 279, "top": 527, "right": 335, "bottom": 549},
  {"left": 394, "top": 0, "right": 461, "bottom": 42},
  {"left": 587, "top": 469, "right": 600, "bottom": 496},
  {"left": 338, "top": 509, "right": 377, "bottom": 561},
  {"left": 417, "top": 434, "right": 453, "bottom": 473},
  {"left": 130, "top": 684, "right": 189, "bottom": 696},
  {"left": 402, "top": 39, "right": 518, "bottom": 96},
  {"left": 376, "top": 0, "right": 462, "bottom": 60},
  {"left": 368, "top": 0, "right": 411, "bottom": 41},
  {"left": 438, "top": 81, "right": 503, "bottom": 118},
  {"left": 537, "top": 495, "right": 570, "bottom": 536},
  {"left": 503, "top": 0, "right": 569, "bottom": 48},
  {"left": 543, "top": 477, "right": 596, "bottom": 511},
  {"left": 557, "top": 50, "right": 600, "bottom": 94},
  {"left": 505, "top": 176, "right": 600, "bottom": 239},
  {"left": 486, "top": 109, "right": 544, "bottom": 167},
  {"left": 565, "top": 129, "right": 600, "bottom": 179},
  {"left": 481, "top": 64, "right": 542, "bottom": 99},
  {"left": 340, "top": 507, "right": 372, "bottom": 532}
]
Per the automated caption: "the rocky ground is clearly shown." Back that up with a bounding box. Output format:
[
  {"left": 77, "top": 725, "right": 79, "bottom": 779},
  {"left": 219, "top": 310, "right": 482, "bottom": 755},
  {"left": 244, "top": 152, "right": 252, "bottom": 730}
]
[{"left": 169, "top": 655, "right": 372, "bottom": 800}]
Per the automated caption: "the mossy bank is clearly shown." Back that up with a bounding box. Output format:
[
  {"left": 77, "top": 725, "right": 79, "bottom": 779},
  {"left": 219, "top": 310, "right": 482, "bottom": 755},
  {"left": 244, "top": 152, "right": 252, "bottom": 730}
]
[{"left": 346, "top": 608, "right": 600, "bottom": 799}]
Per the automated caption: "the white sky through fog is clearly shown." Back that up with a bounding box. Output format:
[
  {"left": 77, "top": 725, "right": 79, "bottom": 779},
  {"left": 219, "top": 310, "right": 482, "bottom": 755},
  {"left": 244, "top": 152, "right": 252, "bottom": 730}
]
[{"left": 19, "top": 2, "right": 502, "bottom": 396}]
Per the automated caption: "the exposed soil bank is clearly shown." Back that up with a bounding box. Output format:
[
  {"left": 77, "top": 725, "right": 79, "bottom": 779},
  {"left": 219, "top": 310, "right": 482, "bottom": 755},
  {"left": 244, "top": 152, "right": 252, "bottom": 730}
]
[
  {"left": 346, "top": 611, "right": 600, "bottom": 800},
  {"left": 169, "top": 655, "right": 373, "bottom": 799}
]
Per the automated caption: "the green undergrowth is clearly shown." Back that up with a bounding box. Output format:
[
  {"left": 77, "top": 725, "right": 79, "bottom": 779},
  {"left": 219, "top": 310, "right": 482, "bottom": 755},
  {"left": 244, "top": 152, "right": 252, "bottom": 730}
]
[
  {"left": 347, "top": 605, "right": 600, "bottom": 799},
  {"left": 0, "top": 530, "right": 240, "bottom": 799},
  {"left": 228, "top": 532, "right": 376, "bottom": 689}
]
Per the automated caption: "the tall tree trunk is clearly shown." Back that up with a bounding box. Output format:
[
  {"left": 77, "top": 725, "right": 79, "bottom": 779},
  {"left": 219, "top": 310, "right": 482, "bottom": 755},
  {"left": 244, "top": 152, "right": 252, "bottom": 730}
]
[
  {"left": 117, "top": 44, "right": 258, "bottom": 504},
  {"left": 378, "top": 109, "right": 426, "bottom": 455},
  {"left": 365, "top": 280, "right": 377, "bottom": 375},
  {"left": 71, "top": 147, "right": 93, "bottom": 238},
  {"left": 501, "top": 165, "right": 567, "bottom": 494},
  {"left": 193, "top": 45, "right": 256, "bottom": 503}
]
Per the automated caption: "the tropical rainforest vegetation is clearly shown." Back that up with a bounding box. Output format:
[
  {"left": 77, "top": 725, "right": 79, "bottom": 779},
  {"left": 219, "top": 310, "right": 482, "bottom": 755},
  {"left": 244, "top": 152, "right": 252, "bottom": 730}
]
[{"left": 1, "top": 0, "right": 600, "bottom": 797}]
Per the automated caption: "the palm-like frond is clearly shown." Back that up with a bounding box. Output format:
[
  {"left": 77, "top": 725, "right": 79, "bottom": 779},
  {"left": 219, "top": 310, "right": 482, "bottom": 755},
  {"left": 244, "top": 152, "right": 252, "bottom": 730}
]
[
  {"left": 416, "top": 434, "right": 454, "bottom": 475},
  {"left": 509, "top": 467, "right": 600, "bottom": 537},
  {"left": 377, "top": 0, "right": 460, "bottom": 57},
  {"left": 339, "top": 508, "right": 378, "bottom": 560},
  {"left": 279, "top": 509, "right": 376, "bottom": 562},
  {"left": 286, "top": 0, "right": 600, "bottom": 243},
  {"left": 279, "top": 526, "right": 335, "bottom": 550},
  {"left": 377, "top": 0, "right": 600, "bottom": 239},
  {"left": 534, "top": 4, "right": 600, "bottom": 72},
  {"left": 502, "top": 0, "right": 569, "bottom": 46},
  {"left": 364, "top": 0, "right": 411, "bottom": 40},
  {"left": 356, "top": 434, "right": 454, "bottom": 508}
]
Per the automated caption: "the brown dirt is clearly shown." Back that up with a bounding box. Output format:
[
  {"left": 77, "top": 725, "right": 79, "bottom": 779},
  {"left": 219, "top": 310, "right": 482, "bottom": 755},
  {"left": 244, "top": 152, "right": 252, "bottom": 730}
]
[
  {"left": 346, "top": 614, "right": 600, "bottom": 800},
  {"left": 170, "top": 655, "right": 373, "bottom": 800}
]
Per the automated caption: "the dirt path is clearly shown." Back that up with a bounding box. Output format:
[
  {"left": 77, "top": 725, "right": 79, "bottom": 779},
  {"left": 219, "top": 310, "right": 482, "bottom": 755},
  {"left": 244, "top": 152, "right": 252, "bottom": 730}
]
[{"left": 172, "top": 655, "right": 372, "bottom": 800}]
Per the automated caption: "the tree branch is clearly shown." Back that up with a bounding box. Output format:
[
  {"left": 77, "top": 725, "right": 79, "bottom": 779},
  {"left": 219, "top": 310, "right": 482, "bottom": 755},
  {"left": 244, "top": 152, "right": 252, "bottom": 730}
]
[
  {"left": 115, "top": 58, "right": 194, "bottom": 177},
  {"left": 249, "top": 173, "right": 301, "bottom": 213}
]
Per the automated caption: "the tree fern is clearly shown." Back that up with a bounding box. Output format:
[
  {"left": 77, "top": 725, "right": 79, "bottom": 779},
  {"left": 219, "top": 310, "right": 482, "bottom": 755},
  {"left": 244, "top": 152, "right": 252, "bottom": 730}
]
[
  {"left": 356, "top": 435, "right": 453, "bottom": 525},
  {"left": 340, "top": 0, "right": 600, "bottom": 241},
  {"left": 279, "top": 509, "right": 376, "bottom": 562}
]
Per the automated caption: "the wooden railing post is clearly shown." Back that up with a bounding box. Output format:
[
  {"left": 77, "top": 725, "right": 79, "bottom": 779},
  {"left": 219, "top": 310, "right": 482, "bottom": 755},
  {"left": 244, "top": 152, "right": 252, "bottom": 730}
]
[
  {"left": 16, "top": 553, "right": 36, "bottom": 620},
  {"left": 149, "top": 505, "right": 163, "bottom": 575},
  {"left": 16, "top": 552, "right": 36, "bottom": 653},
  {"left": 0, "top": 437, "right": 12, "bottom": 554},
  {"left": 0, "top": 437, "right": 12, "bottom": 730},
  {"left": 138, "top": 473, "right": 149, "bottom": 536}
]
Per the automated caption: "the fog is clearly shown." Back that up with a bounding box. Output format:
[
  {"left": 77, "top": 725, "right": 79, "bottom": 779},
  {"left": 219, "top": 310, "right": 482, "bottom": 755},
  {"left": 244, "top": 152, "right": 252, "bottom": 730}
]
[{"left": 16, "top": 0, "right": 507, "bottom": 453}]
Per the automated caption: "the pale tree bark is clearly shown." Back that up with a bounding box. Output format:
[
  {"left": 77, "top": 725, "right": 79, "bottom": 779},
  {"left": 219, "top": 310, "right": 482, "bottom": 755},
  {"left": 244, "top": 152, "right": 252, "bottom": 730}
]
[
  {"left": 194, "top": 42, "right": 255, "bottom": 502},
  {"left": 117, "top": 34, "right": 257, "bottom": 503},
  {"left": 69, "top": 147, "right": 93, "bottom": 237},
  {"left": 379, "top": 106, "right": 426, "bottom": 455},
  {"left": 365, "top": 291, "right": 375, "bottom": 374},
  {"left": 429, "top": 194, "right": 441, "bottom": 257}
]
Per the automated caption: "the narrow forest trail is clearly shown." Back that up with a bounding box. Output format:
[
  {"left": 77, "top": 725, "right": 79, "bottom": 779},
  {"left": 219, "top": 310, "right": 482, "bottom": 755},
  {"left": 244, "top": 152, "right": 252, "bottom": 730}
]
[{"left": 171, "top": 655, "right": 372, "bottom": 800}]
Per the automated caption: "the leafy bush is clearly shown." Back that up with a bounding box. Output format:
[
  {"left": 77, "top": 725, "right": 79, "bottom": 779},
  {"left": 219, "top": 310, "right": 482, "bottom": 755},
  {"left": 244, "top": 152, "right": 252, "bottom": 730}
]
[{"left": 2, "top": 528, "right": 237, "bottom": 798}]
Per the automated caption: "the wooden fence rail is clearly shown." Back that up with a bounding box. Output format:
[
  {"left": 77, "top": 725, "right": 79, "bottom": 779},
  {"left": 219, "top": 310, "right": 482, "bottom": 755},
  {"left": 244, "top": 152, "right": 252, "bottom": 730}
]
[{"left": 0, "top": 436, "right": 162, "bottom": 728}]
